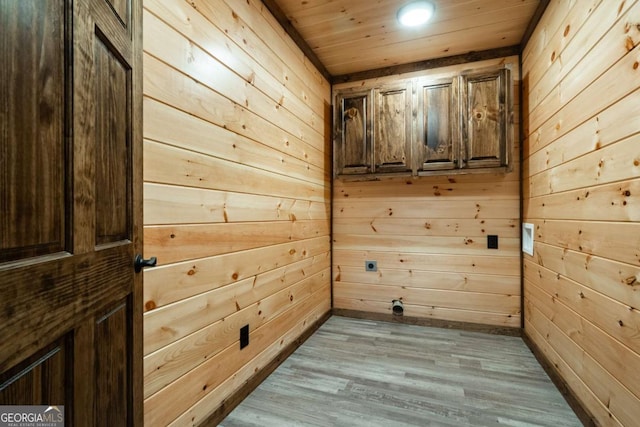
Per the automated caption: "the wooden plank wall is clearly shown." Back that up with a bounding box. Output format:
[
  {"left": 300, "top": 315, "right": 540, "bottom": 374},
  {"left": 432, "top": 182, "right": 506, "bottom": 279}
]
[
  {"left": 141, "top": 0, "right": 331, "bottom": 424},
  {"left": 522, "top": 1, "right": 640, "bottom": 425},
  {"left": 332, "top": 56, "right": 522, "bottom": 328}
]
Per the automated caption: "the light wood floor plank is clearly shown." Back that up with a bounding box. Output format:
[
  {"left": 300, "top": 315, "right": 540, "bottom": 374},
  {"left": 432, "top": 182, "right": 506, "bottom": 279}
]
[{"left": 221, "top": 316, "right": 580, "bottom": 427}]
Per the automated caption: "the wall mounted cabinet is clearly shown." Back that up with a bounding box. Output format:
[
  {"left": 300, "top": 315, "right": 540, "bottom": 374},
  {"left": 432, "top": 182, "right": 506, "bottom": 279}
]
[{"left": 334, "top": 66, "right": 513, "bottom": 178}]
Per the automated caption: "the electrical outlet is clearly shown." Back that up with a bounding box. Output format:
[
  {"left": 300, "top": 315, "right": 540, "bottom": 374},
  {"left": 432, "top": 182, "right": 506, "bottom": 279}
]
[
  {"left": 488, "top": 235, "right": 498, "bottom": 249},
  {"left": 240, "top": 324, "right": 249, "bottom": 349},
  {"left": 365, "top": 260, "right": 377, "bottom": 272}
]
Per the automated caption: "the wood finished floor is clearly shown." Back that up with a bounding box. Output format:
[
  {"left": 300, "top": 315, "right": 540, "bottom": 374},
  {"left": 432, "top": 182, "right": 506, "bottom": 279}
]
[{"left": 221, "top": 316, "right": 581, "bottom": 427}]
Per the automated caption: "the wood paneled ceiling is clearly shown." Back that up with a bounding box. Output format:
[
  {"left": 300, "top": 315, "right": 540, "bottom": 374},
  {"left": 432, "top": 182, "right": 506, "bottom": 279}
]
[{"left": 267, "top": 0, "right": 542, "bottom": 78}]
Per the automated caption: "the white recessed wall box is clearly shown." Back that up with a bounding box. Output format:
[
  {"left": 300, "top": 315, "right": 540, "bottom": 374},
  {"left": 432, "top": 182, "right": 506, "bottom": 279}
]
[{"left": 522, "top": 223, "right": 534, "bottom": 256}]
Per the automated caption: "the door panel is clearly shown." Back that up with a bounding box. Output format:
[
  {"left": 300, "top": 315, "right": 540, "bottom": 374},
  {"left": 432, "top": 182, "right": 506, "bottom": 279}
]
[
  {"left": 421, "top": 79, "right": 459, "bottom": 171},
  {"left": 0, "top": 246, "right": 132, "bottom": 377},
  {"left": 463, "top": 69, "right": 510, "bottom": 168},
  {"left": 374, "top": 84, "right": 412, "bottom": 172},
  {"left": 95, "top": 300, "right": 130, "bottom": 426},
  {"left": 467, "top": 76, "right": 501, "bottom": 160},
  {"left": 0, "top": 0, "right": 142, "bottom": 425},
  {"left": 0, "top": 0, "right": 66, "bottom": 262},
  {"left": 343, "top": 96, "right": 367, "bottom": 168},
  {"left": 94, "top": 34, "right": 131, "bottom": 246},
  {"left": 335, "top": 92, "right": 372, "bottom": 175},
  {"left": 0, "top": 339, "right": 68, "bottom": 406},
  {"left": 105, "top": 0, "right": 130, "bottom": 27}
]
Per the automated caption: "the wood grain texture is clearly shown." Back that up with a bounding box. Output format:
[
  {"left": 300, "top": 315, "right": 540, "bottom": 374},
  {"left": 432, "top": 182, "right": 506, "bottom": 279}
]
[
  {"left": 144, "top": 219, "right": 329, "bottom": 264},
  {"left": 222, "top": 316, "right": 580, "bottom": 426},
  {"left": 95, "top": 302, "right": 130, "bottom": 427},
  {"left": 374, "top": 84, "right": 411, "bottom": 171},
  {"left": 525, "top": 273, "right": 640, "bottom": 403},
  {"left": 167, "top": 294, "right": 331, "bottom": 426},
  {"left": 333, "top": 309, "right": 522, "bottom": 336},
  {"left": 144, "top": 283, "right": 330, "bottom": 426},
  {"left": 143, "top": 237, "right": 330, "bottom": 312},
  {"left": 526, "top": 0, "right": 636, "bottom": 133},
  {"left": 144, "top": 139, "right": 326, "bottom": 203},
  {"left": 143, "top": 53, "right": 326, "bottom": 170},
  {"left": 197, "top": 310, "right": 332, "bottom": 426},
  {"left": 143, "top": 98, "right": 328, "bottom": 187},
  {"left": 0, "top": 0, "right": 65, "bottom": 262},
  {"left": 143, "top": 267, "right": 329, "bottom": 356},
  {"left": 332, "top": 56, "right": 521, "bottom": 329},
  {"left": 143, "top": 260, "right": 329, "bottom": 393},
  {"left": 143, "top": 9, "right": 325, "bottom": 141},
  {"left": 333, "top": 249, "right": 521, "bottom": 276},
  {"left": 1, "top": 0, "right": 143, "bottom": 424},
  {"left": 260, "top": 0, "right": 330, "bottom": 81},
  {"left": 422, "top": 78, "right": 457, "bottom": 168},
  {"left": 463, "top": 69, "right": 508, "bottom": 168},
  {"left": 142, "top": 0, "right": 331, "bottom": 423},
  {"left": 94, "top": 35, "right": 131, "bottom": 245},
  {"left": 524, "top": 318, "right": 619, "bottom": 427},
  {"left": 334, "top": 46, "right": 521, "bottom": 85},
  {"left": 272, "top": 0, "right": 540, "bottom": 76},
  {"left": 522, "top": 1, "right": 640, "bottom": 425},
  {"left": 106, "top": 0, "right": 129, "bottom": 26},
  {"left": 144, "top": 183, "right": 329, "bottom": 225},
  {"left": 334, "top": 63, "right": 513, "bottom": 177},
  {"left": 335, "top": 55, "right": 521, "bottom": 88},
  {"left": 191, "top": 0, "right": 330, "bottom": 105},
  {"left": 0, "top": 340, "right": 67, "bottom": 406},
  {"left": 335, "top": 92, "right": 371, "bottom": 175}
]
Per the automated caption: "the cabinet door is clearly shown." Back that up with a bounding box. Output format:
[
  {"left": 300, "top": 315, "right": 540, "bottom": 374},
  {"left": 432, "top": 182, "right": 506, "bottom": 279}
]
[
  {"left": 335, "top": 91, "right": 371, "bottom": 175},
  {"left": 420, "top": 78, "right": 459, "bottom": 171},
  {"left": 462, "top": 68, "right": 511, "bottom": 168},
  {"left": 374, "top": 84, "right": 412, "bottom": 173}
]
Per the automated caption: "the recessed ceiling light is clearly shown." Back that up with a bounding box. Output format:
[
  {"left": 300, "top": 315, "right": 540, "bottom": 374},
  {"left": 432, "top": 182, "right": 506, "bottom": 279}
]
[{"left": 397, "top": 1, "right": 435, "bottom": 27}]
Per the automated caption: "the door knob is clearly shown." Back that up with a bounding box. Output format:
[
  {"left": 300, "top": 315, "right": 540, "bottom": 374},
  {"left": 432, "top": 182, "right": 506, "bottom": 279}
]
[{"left": 134, "top": 254, "right": 157, "bottom": 272}]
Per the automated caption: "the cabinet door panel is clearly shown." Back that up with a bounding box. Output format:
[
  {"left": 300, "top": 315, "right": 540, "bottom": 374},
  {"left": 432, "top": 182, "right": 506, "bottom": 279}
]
[
  {"left": 335, "top": 92, "right": 371, "bottom": 175},
  {"left": 463, "top": 69, "right": 510, "bottom": 168},
  {"left": 374, "top": 84, "right": 411, "bottom": 172},
  {"left": 421, "top": 79, "right": 458, "bottom": 171}
]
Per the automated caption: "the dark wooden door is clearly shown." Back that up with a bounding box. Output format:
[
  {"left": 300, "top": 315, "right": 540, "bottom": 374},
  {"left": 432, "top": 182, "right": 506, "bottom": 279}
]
[{"left": 0, "top": 0, "right": 143, "bottom": 425}]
